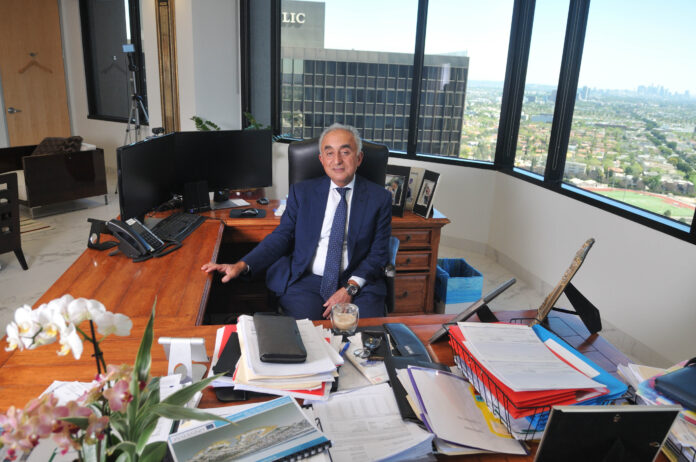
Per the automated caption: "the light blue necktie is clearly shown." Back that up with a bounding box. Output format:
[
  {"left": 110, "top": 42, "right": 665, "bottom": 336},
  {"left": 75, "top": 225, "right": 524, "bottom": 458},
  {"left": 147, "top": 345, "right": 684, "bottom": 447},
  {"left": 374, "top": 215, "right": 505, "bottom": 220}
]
[{"left": 320, "top": 187, "right": 349, "bottom": 301}]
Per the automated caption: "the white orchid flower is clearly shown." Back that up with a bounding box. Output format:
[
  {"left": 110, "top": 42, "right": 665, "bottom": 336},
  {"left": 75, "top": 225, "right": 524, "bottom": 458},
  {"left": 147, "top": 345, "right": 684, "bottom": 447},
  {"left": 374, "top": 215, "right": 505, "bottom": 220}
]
[
  {"left": 86, "top": 299, "right": 106, "bottom": 320},
  {"left": 14, "top": 305, "right": 40, "bottom": 338},
  {"left": 46, "top": 294, "right": 73, "bottom": 317},
  {"left": 5, "top": 322, "right": 24, "bottom": 352},
  {"left": 66, "top": 298, "right": 91, "bottom": 324},
  {"left": 94, "top": 312, "right": 133, "bottom": 337},
  {"left": 58, "top": 323, "right": 84, "bottom": 360}
]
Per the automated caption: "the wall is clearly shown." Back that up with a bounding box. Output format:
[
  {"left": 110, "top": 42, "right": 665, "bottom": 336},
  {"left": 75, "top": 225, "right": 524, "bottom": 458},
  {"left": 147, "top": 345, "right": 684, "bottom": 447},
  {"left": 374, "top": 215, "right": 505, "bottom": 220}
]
[{"left": 489, "top": 173, "right": 696, "bottom": 364}]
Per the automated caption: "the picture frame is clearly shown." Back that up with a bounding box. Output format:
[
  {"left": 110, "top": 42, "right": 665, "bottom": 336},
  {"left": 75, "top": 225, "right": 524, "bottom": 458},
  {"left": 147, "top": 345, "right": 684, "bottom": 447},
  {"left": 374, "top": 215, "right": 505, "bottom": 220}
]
[
  {"left": 405, "top": 167, "right": 425, "bottom": 212},
  {"left": 385, "top": 165, "right": 410, "bottom": 217},
  {"left": 413, "top": 169, "right": 440, "bottom": 218}
]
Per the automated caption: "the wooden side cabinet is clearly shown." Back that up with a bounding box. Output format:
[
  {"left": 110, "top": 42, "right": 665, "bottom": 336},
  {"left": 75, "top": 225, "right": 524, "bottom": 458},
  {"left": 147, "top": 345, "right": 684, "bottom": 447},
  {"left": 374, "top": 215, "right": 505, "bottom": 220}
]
[{"left": 390, "top": 209, "right": 449, "bottom": 315}]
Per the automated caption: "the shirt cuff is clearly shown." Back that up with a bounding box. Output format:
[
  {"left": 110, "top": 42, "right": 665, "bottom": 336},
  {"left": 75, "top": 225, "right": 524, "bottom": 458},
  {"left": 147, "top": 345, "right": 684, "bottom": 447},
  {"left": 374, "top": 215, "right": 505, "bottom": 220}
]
[{"left": 348, "top": 276, "right": 365, "bottom": 288}]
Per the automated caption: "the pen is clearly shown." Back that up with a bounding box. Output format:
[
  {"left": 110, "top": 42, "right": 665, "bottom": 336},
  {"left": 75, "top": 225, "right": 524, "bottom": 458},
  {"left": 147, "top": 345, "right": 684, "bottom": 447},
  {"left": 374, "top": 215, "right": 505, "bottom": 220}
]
[{"left": 339, "top": 342, "right": 350, "bottom": 357}]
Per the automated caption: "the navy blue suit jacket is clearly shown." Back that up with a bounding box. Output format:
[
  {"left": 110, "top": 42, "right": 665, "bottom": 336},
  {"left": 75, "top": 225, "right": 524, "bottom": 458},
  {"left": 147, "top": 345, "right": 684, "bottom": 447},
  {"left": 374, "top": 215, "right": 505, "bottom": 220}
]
[{"left": 243, "top": 174, "right": 392, "bottom": 297}]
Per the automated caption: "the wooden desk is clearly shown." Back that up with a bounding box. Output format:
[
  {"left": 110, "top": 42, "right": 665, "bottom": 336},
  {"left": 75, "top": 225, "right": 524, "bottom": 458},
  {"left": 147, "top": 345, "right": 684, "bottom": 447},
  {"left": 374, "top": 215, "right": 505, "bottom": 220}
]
[
  {"left": 200, "top": 200, "right": 450, "bottom": 315},
  {"left": 0, "top": 311, "right": 636, "bottom": 461}
]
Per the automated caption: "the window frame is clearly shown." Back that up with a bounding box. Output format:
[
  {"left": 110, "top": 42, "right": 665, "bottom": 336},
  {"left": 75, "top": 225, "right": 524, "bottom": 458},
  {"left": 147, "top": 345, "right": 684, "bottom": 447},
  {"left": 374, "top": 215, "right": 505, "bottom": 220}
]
[
  {"left": 79, "top": 0, "right": 147, "bottom": 124},
  {"left": 251, "top": 0, "right": 696, "bottom": 245}
]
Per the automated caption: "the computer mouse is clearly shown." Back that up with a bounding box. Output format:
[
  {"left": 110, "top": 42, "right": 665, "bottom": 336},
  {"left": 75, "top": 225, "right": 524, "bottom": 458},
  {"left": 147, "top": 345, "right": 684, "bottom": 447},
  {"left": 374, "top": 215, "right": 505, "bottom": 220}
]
[
  {"left": 241, "top": 207, "right": 259, "bottom": 217},
  {"left": 256, "top": 197, "right": 269, "bottom": 205}
]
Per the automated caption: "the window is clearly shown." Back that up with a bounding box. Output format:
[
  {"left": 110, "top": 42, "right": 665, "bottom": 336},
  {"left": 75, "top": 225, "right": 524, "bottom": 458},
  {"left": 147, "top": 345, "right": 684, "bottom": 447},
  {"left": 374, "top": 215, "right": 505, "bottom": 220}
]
[
  {"left": 79, "top": 0, "right": 147, "bottom": 123},
  {"left": 279, "top": 0, "right": 417, "bottom": 143},
  {"left": 564, "top": 1, "right": 695, "bottom": 228},
  {"left": 514, "top": 0, "right": 567, "bottom": 174},
  {"left": 257, "top": 0, "right": 696, "bottom": 243}
]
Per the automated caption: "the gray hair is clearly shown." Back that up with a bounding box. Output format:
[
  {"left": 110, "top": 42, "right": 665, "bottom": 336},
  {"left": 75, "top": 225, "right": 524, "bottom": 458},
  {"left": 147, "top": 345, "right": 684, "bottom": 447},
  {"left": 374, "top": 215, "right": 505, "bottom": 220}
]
[{"left": 319, "top": 123, "right": 363, "bottom": 154}]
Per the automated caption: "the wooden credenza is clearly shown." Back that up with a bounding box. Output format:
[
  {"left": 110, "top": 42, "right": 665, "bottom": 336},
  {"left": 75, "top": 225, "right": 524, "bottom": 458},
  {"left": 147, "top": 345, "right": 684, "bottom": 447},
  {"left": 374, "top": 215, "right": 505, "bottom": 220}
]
[{"left": 201, "top": 201, "right": 449, "bottom": 316}]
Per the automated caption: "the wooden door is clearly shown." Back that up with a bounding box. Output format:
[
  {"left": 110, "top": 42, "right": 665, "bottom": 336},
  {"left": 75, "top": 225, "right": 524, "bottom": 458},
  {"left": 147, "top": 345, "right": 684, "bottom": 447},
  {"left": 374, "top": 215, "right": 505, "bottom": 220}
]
[{"left": 0, "top": 0, "right": 71, "bottom": 146}]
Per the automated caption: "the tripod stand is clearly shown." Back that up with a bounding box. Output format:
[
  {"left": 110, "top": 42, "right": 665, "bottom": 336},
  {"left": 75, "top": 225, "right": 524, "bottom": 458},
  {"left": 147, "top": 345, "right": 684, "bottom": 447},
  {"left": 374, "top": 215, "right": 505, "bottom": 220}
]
[{"left": 124, "top": 52, "right": 149, "bottom": 145}]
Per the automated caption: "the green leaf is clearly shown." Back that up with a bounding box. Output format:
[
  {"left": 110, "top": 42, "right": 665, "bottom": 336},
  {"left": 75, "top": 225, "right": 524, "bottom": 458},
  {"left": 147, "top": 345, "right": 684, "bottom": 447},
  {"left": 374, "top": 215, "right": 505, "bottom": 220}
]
[
  {"left": 160, "top": 374, "right": 221, "bottom": 407},
  {"left": 134, "top": 303, "right": 156, "bottom": 385},
  {"left": 109, "top": 413, "right": 129, "bottom": 438},
  {"left": 151, "top": 403, "right": 232, "bottom": 423},
  {"left": 107, "top": 440, "right": 137, "bottom": 460},
  {"left": 59, "top": 416, "right": 89, "bottom": 430},
  {"left": 115, "top": 453, "right": 130, "bottom": 462},
  {"left": 140, "top": 442, "right": 168, "bottom": 462}
]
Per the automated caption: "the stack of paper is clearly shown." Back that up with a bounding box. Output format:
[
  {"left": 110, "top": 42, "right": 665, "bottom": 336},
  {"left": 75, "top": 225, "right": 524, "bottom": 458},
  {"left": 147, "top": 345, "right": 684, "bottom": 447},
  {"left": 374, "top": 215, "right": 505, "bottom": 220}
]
[
  {"left": 448, "top": 322, "right": 627, "bottom": 438},
  {"left": 210, "top": 316, "right": 343, "bottom": 401},
  {"left": 307, "top": 383, "right": 434, "bottom": 462}
]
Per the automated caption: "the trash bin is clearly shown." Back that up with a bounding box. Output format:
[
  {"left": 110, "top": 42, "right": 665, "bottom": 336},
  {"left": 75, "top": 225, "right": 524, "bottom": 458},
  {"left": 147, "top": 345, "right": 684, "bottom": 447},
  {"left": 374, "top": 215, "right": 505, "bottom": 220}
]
[{"left": 435, "top": 258, "right": 483, "bottom": 305}]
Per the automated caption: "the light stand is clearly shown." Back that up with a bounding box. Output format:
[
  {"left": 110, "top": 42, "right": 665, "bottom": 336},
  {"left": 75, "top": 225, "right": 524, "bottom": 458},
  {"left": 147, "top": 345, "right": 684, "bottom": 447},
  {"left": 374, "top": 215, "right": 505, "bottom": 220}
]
[{"left": 123, "top": 47, "right": 149, "bottom": 145}]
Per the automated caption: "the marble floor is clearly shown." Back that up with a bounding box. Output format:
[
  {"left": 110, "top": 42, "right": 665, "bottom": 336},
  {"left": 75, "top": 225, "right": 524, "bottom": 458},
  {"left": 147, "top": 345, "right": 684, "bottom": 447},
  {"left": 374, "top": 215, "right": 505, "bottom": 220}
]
[{"left": 1, "top": 181, "right": 649, "bottom": 364}]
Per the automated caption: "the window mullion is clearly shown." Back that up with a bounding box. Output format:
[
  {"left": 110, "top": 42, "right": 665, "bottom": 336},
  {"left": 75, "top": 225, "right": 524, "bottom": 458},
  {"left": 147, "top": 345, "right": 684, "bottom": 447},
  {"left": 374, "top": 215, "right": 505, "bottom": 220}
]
[
  {"left": 406, "top": 0, "right": 429, "bottom": 157},
  {"left": 494, "top": 0, "right": 536, "bottom": 171},
  {"left": 544, "top": 0, "right": 590, "bottom": 187}
]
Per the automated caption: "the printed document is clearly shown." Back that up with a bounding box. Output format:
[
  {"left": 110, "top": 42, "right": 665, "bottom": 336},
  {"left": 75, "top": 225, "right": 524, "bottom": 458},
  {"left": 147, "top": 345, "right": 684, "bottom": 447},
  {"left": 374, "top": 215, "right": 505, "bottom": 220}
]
[{"left": 458, "top": 322, "right": 603, "bottom": 391}]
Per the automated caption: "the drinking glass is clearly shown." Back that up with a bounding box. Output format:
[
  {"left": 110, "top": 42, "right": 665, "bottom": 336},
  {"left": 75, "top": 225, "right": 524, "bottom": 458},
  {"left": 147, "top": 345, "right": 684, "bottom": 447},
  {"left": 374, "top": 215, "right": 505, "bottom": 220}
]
[{"left": 330, "top": 303, "right": 359, "bottom": 336}]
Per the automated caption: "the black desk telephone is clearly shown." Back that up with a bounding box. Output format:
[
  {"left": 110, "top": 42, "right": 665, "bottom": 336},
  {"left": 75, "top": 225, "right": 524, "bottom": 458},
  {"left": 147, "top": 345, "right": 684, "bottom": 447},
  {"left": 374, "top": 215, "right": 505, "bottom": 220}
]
[{"left": 105, "top": 218, "right": 180, "bottom": 262}]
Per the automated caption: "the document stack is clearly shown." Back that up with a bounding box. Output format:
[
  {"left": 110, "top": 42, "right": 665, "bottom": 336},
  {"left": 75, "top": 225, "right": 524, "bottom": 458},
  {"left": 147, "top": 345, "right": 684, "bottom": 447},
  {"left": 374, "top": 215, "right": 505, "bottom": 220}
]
[
  {"left": 209, "top": 315, "right": 343, "bottom": 401},
  {"left": 447, "top": 322, "right": 627, "bottom": 440},
  {"left": 633, "top": 361, "right": 696, "bottom": 461}
]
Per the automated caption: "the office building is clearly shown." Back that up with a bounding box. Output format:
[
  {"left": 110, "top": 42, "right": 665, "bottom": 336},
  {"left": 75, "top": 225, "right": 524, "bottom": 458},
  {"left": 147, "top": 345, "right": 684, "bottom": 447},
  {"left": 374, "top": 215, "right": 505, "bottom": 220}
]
[{"left": 280, "top": 0, "right": 469, "bottom": 155}]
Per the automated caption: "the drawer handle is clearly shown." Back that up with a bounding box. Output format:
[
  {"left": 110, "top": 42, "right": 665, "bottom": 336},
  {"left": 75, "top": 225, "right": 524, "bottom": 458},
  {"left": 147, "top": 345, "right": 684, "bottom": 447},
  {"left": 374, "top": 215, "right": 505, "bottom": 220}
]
[
  {"left": 405, "top": 258, "right": 411, "bottom": 265},
  {"left": 399, "top": 290, "right": 409, "bottom": 298},
  {"left": 405, "top": 235, "right": 411, "bottom": 242}
]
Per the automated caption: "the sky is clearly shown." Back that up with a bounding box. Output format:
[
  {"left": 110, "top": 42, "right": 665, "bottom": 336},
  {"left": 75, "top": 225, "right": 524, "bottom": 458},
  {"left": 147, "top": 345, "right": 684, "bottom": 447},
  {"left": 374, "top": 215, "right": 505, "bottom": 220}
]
[{"left": 291, "top": 0, "right": 696, "bottom": 95}]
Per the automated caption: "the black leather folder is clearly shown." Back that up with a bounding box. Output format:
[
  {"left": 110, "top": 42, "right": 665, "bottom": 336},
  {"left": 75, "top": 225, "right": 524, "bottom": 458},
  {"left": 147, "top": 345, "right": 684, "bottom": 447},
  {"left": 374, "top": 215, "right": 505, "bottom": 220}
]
[
  {"left": 655, "top": 357, "right": 696, "bottom": 411},
  {"left": 253, "top": 313, "right": 307, "bottom": 363}
]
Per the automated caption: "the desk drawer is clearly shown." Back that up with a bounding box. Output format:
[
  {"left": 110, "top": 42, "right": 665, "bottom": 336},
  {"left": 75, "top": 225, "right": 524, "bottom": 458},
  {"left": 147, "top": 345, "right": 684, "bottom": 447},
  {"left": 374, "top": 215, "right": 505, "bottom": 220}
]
[
  {"left": 392, "top": 229, "right": 432, "bottom": 249},
  {"left": 395, "top": 251, "right": 431, "bottom": 271},
  {"left": 392, "top": 273, "right": 428, "bottom": 314}
]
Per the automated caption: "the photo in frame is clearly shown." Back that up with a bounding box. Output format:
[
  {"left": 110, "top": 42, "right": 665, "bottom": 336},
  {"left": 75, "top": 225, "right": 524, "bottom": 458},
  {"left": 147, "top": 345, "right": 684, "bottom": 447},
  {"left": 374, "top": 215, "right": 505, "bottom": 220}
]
[
  {"left": 385, "top": 165, "right": 410, "bottom": 217},
  {"left": 413, "top": 169, "right": 440, "bottom": 218},
  {"left": 405, "top": 167, "right": 425, "bottom": 212}
]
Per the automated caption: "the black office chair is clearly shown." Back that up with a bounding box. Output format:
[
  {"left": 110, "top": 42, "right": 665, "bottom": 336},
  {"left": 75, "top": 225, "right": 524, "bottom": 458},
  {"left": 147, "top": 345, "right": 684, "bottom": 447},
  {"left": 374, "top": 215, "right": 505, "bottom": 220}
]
[
  {"left": 0, "top": 172, "right": 29, "bottom": 270},
  {"left": 285, "top": 137, "right": 395, "bottom": 317},
  {"left": 287, "top": 137, "right": 389, "bottom": 186}
]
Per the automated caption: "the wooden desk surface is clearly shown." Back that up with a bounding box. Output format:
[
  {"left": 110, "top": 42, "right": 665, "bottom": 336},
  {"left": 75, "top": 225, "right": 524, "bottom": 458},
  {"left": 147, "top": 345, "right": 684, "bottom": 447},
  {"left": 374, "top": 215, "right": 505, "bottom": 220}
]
[{"left": 0, "top": 311, "right": 634, "bottom": 461}]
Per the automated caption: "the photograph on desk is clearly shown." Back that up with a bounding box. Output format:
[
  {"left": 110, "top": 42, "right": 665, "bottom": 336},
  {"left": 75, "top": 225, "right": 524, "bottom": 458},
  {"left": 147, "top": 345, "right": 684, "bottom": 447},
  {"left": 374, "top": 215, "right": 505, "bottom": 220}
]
[
  {"left": 412, "top": 169, "right": 440, "bottom": 218},
  {"left": 404, "top": 166, "right": 424, "bottom": 211},
  {"left": 168, "top": 396, "right": 331, "bottom": 462},
  {"left": 384, "top": 164, "right": 410, "bottom": 217}
]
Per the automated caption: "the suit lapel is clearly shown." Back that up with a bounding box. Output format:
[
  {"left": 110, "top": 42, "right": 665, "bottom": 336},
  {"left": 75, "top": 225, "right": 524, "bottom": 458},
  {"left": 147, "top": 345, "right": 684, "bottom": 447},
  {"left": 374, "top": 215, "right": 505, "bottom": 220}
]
[{"left": 347, "top": 175, "right": 367, "bottom": 261}]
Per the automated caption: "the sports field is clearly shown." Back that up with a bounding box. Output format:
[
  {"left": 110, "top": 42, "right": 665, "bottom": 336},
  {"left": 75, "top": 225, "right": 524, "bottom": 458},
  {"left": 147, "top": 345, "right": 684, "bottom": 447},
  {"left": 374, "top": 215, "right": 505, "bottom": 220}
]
[{"left": 591, "top": 188, "right": 694, "bottom": 222}]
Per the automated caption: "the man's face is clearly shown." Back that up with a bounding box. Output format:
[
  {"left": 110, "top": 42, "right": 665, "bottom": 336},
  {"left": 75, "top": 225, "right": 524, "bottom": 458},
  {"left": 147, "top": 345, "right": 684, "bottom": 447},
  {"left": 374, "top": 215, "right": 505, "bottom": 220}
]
[{"left": 319, "top": 129, "right": 363, "bottom": 187}]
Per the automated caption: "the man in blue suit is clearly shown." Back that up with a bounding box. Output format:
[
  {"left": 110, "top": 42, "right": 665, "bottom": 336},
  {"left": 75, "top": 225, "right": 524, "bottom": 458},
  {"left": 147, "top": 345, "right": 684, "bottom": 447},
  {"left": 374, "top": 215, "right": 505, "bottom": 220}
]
[{"left": 202, "top": 124, "right": 392, "bottom": 320}]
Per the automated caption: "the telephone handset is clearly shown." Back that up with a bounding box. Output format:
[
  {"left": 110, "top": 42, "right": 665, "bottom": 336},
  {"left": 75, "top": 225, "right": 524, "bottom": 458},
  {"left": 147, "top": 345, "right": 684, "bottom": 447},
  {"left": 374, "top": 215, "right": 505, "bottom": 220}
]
[{"left": 105, "top": 218, "right": 180, "bottom": 262}]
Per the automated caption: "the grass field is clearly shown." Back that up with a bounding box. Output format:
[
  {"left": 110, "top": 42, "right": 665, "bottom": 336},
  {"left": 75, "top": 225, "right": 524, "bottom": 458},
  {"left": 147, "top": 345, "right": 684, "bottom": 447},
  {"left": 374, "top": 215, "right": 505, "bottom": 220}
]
[{"left": 593, "top": 189, "right": 694, "bottom": 221}]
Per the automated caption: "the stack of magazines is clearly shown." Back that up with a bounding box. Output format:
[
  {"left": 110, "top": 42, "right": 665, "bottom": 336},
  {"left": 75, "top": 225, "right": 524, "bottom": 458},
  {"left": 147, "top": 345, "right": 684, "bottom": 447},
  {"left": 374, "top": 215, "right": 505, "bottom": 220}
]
[{"left": 208, "top": 315, "right": 343, "bottom": 401}]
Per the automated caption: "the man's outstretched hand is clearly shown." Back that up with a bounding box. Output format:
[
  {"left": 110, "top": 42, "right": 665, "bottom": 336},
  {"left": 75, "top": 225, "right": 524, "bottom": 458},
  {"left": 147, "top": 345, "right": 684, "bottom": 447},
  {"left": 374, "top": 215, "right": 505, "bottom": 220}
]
[{"left": 201, "top": 261, "right": 247, "bottom": 283}]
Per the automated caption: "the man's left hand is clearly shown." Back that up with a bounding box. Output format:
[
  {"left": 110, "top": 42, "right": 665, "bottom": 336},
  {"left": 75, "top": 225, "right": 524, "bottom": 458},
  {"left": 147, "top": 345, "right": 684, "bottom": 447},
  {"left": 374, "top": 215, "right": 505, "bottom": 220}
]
[{"left": 322, "top": 288, "right": 352, "bottom": 318}]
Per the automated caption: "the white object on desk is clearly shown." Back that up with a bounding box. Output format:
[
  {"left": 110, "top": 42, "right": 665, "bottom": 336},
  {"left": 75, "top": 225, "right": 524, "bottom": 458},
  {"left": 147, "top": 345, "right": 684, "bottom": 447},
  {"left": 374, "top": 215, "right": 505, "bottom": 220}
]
[{"left": 158, "top": 337, "right": 209, "bottom": 383}]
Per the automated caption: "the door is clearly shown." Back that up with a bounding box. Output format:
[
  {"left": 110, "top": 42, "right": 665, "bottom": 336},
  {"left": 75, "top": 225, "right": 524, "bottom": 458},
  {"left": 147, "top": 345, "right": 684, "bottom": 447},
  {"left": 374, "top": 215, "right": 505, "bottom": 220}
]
[{"left": 0, "top": 0, "right": 71, "bottom": 146}]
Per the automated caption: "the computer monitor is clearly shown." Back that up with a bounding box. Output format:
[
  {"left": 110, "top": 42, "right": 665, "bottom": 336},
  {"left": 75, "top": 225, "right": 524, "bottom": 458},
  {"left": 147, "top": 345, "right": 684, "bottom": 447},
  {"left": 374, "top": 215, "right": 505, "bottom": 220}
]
[
  {"left": 174, "top": 129, "right": 272, "bottom": 192},
  {"left": 117, "top": 134, "right": 178, "bottom": 221}
]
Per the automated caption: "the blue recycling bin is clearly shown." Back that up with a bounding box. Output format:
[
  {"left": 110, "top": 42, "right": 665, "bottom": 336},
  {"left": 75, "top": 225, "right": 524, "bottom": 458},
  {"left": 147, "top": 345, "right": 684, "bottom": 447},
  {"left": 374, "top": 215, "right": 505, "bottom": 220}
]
[{"left": 435, "top": 258, "right": 483, "bottom": 304}]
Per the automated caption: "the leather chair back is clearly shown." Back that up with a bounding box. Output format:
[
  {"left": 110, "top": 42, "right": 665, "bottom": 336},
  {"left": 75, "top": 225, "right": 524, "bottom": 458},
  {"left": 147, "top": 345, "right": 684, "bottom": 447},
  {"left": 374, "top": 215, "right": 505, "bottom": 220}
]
[{"left": 288, "top": 137, "right": 389, "bottom": 186}]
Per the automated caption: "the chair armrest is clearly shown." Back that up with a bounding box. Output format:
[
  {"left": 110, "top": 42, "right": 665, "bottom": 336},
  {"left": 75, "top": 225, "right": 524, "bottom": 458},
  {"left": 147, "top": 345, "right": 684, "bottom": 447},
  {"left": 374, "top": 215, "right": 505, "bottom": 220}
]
[
  {"left": 22, "top": 149, "right": 107, "bottom": 207},
  {"left": 0, "top": 145, "right": 36, "bottom": 173}
]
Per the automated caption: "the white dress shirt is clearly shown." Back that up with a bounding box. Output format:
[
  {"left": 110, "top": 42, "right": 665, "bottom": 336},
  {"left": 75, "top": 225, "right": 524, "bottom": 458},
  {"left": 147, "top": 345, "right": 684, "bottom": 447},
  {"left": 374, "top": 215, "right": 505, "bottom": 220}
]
[{"left": 310, "top": 177, "right": 365, "bottom": 288}]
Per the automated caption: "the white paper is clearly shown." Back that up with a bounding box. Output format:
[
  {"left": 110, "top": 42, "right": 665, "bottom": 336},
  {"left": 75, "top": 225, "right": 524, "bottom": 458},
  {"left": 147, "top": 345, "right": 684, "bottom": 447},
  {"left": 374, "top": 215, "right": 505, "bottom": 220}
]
[
  {"left": 407, "top": 367, "right": 526, "bottom": 455},
  {"left": 310, "top": 383, "right": 434, "bottom": 462},
  {"left": 458, "top": 322, "right": 603, "bottom": 391},
  {"left": 343, "top": 333, "right": 389, "bottom": 384}
]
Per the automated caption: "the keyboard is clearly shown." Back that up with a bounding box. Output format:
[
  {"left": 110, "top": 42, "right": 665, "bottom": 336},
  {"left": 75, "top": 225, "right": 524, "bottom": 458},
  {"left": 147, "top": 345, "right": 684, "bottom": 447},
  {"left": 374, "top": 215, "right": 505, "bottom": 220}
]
[{"left": 150, "top": 213, "right": 206, "bottom": 242}]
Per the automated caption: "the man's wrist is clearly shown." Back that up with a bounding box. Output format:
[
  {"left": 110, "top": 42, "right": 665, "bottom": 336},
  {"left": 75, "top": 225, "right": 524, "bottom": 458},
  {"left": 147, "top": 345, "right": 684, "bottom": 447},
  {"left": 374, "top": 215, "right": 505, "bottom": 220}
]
[
  {"left": 239, "top": 261, "right": 250, "bottom": 275},
  {"left": 344, "top": 280, "right": 360, "bottom": 297}
]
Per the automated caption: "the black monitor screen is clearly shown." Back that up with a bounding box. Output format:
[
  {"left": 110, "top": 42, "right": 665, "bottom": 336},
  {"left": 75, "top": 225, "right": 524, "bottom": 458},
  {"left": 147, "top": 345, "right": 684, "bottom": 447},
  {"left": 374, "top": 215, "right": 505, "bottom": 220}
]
[
  {"left": 175, "top": 129, "right": 272, "bottom": 192},
  {"left": 117, "top": 134, "right": 177, "bottom": 221}
]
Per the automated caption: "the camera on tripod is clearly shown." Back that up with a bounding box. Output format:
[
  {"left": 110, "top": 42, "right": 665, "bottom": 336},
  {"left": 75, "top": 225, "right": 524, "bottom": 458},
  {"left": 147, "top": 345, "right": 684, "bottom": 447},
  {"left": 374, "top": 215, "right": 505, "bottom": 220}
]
[{"left": 123, "top": 44, "right": 149, "bottom": 144}]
